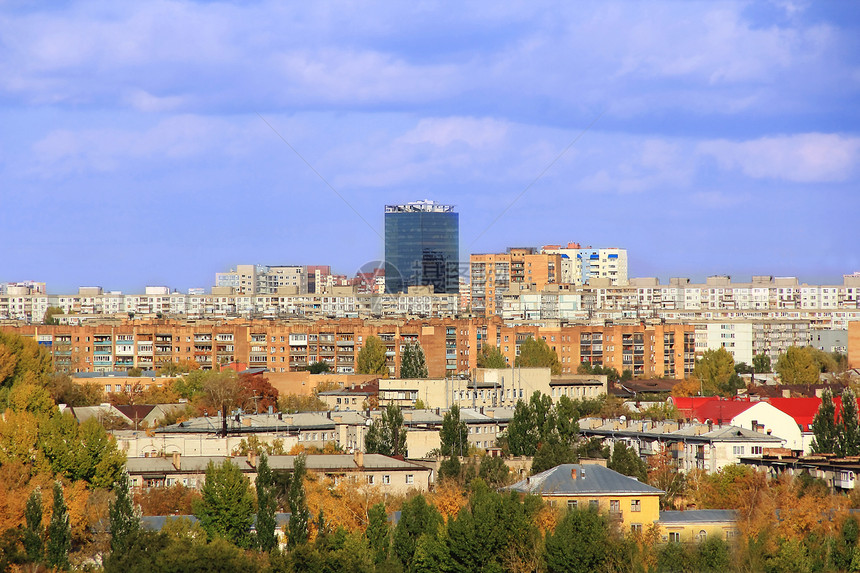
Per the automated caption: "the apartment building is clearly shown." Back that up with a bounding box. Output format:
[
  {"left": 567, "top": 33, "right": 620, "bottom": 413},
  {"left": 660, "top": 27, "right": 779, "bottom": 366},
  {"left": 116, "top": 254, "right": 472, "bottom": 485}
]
[
  {"left": 4, "top": 318, "right": 696, "bottom": 379},
  {"left": 215, "top": 264, "right": 309, "bottom": 295},
  {"left": 470, "top": 247, "right": 562, "bottom": 316},
  {"left": 541, "top": 243, "right": 629, "bottom": 286}
]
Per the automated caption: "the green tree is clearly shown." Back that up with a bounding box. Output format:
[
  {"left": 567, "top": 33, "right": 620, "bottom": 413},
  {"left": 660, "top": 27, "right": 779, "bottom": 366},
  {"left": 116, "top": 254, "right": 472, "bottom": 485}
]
[
  {"left": 544, "top": 507, "right": 609, "bottom": 573},
  {"left": 811, "top": 390, "right": 838, "bottom": 454},
  {"left": 365, "top": 502, "right": 390, "bottom": 564},
  {"left": 255, "top": 452, "right": 278, "bottom": 552},
  {"left": 194, "top": 459, "right": 255, "bottom": 548},
  {"left": 735, "top": 362, "right": 754, "bottom": 375},
  {"left": 400, "top": 342, "right": 429, "bottom": 379},
  {"left": 577, "top": 362, "right": 620, "bottom": 383},
  {"left": 504, "top": 399, "right": 540, "bottom": 456},
  {"left": 621, "top": 369, "right": 633, "bottom": 381},
  {"left": 514, "top": 337, "right": 561, "bottom": 375},
  {"left": 109, "top": 472, "right": 140, "bottom": 556},
  {"left": 478, "top": 456, "right": 510, "bottom": 487},
  {"left": 23, "top": 488, "right": 44, "bottom": 564},
  {"left": 776, "top": 346, "right": 820, "bottom": 385},
  {"left": 393, "top": 495, "right": 442, "bottom": 569},
  {"left": 46, "top": 481, "right": 71, "bottom": 571},
  {"left": 43, "top": 306, "right": 65, "bottom": 325},
  {"left": 357, "top": 336, "right": 388, "bottom": 376},
  {"left": 607, "top": 442, "right": 648, "bottom": 482},
  {"left": 440, "top": 405, "right": 468, "bottom": 457},
  {"left": 753, "top": 353, "right": 772, "bottom": 374},
  {"left": 308, "top": 361, "right": 331, "bottom": 374},
  {"left": 476, "top": 345, "right": 507, "bottom": 369},
  {"left": 288, "top": 454, "right": 310, "bottom": 549},
  {"left": 365, "top": 404, "right": 407, "bottom": 457},
  {"left": 531, "top": 441, "right": 577, "bottom": 474},
  {"left": 838, "top": 388, "right": 860, "bottom": 457},
  {"left": 693, "top": 348, "right": 736, "bottom": 395},
  {"left": 38, "top": 413, "right": 126, "bottom": 488}
]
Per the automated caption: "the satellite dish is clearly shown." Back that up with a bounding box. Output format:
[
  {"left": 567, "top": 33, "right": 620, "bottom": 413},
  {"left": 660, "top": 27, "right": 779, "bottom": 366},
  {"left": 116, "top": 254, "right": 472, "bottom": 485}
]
[{"left": 365, "top": 418, "right": 373, "bottom": 426}]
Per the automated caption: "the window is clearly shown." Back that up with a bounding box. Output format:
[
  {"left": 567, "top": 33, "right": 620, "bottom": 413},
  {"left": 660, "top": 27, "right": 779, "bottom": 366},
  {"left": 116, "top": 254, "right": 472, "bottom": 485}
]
[
  {"left": 631, "top": 524, "right": 642, "bottom": 534},
  {"left": 631, "top": 499, "right": 641, "bottom": 512},
  {"left": 367, "top": 475, "right": 375, "bottom": 485},
  {"left": 698, "top": 530, "right": 707, "bottom": 541},
  {"left": 669, "top": 532, "right": 681, "bottom": 543},
  {"left": 751, "top": 446, "right": 763, "bottom": 455},
  {"left": 406, "top": 474, "right": 414, "bottom": 484},
  {"left": 567, "top": 500, "right": 577, "bottom": 510},
  {"left": 589, "top": 500, "right": 599, "bottom": 510},
  {"left": 732, "top": 446, "right": 745, "bottom": 455},
  {"left": 382, "top": 475, "right": 390, "bottom": 485},
  {"left": 610, "top": 500, "right": 620, "bottom": 513}
]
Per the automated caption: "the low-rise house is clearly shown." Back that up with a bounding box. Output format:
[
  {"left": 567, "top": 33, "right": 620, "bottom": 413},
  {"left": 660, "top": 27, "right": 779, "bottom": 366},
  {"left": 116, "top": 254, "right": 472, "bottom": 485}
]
[
  {"left": 659, "top": 510, "right": 739, "bottom": 543},
  {"left": 127, "top": 452, "right": 432, "bottom": 495},
  {"left": 579, "top": 417, "right": 784, "bottom": 472},
  {"left": 740, "top": 452, "right": 860, "bottom": 492},
  {"left": 507, "top": 464, "right": 663, "bottom": 533}
]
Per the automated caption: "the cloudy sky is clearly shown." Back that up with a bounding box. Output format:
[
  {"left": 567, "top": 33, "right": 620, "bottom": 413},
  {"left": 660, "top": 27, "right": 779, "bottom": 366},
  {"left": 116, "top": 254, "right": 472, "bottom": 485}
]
[{"left": 1, "top": 1, "right": 858, "bottom": 293}]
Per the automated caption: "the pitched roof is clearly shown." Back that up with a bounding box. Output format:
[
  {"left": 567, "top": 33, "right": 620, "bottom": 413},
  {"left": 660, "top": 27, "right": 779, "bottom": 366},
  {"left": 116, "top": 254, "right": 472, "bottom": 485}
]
[
  {"left": 690, "top": 400, "right": 755, "bottom": 424},
  {"left": 660, "top": 510, "right": 737, "bottom": 524},
  {"left": 766, "top": 397, "right": 823, "bottom": 431},
  {"left": 507, "top": 464, "right": 663, "bottom": 496}
]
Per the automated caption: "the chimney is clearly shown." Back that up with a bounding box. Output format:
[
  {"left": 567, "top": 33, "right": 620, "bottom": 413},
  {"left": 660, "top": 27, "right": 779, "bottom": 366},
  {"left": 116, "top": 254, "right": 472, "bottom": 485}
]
[
  {"left": 354, "top": 451, "right": 364, "bottom": 467},
  {"left": 247, "top": 450, "right": 257, "bottom": 468},
  {"left": 571, "top": 467, "right": 578, "bottom": 480},
  {"left": 172, "top": 452, "right": 181, "bottom": 470}
]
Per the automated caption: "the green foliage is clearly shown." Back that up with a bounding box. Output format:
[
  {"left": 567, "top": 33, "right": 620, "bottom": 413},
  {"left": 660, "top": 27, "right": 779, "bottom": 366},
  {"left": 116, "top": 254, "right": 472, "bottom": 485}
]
[
  {"left": 446, "top": 482, "right": 541, "bottom": 573},
  {"left": 46, "top": 481, "right": 71, "bottom": 570},
  {"left": 693, "top": 348, "right": 737, "bottom": 396},
  {"left": 357, "top": 336, "right": 388, "bottom": 375},
  {"left": 194, "top": 459, "right": 255, "bottom": 548},
  {"left": 393, "top": 494, "right": 441, "bottom": 569},
  {"left": 365, "top": 502, "right": 390, "bottom": 564},
  {"left": 811, "top": 389, "right": 839, "bottom": 454},
  {"left": 753, "top": 353, "right": 772, "bottom": 374},
  {"left": 776, "top": 346, "right": 820, "bottom": 385},
  {"left": 255, "top": 452, "right": 278, "bottom": 552},
  {"left": 514, "top": 337, "right": 561, "bottom": 374},
  {"left": 735, "top": 361, "right": 754, "bottom": 375},
  {"left": 607, "top": 442, "right": 648, "bottom": 482},
  {"left": 288, "top": 454, "right": 310, "bottom": 549},
  {"left": 400, "top": 342, "right": 428, "bottom": 379},
  {"left": 43, "top": 306, "right": 64, "bottom": 325},
  {"left": 544, "top": 507, "right": 609, "bottom": 573},
  {"left": 577, "top": 362, "right": 620, "bottom": 383},
  {"left": 838, "top": 388, "right": 860, "bottom": 457},
  {"left": 104, "top": 531, "right": 264, "bottom": 573},
  {"left": 476, "top": 345, "right": 507, "bottom": 369},
  {"left": 110, "top": 472, "right": 140, "bottom": 556},
  {"left": 23, "top": 488, "right": 43, "bottom": 564},
  {"left": 365, "top": 404, "right": 407, "bottom": 457},
  {"left": 478, "top": 456, "right": 510, "bottom": 488},
  {"left": 127, "top": 367, "right": 143, "bottom": 377},
  {"left": 440, "top": 405, "right": 468, "bottom": 457},
  {"left": 502, "top": 392, "right": 581, "bottom": 470},
  {"left": 308, "top": 361, "right": 331, "bottom": 374},
  {"left": 621, "top": 369, "right": 633, "bottom": 381},
  {"left": 531, "top": 441, "right": 578, "bottom": 474},
  {"left": 39, "top": 413, "right": 126, "bottom": 488}
]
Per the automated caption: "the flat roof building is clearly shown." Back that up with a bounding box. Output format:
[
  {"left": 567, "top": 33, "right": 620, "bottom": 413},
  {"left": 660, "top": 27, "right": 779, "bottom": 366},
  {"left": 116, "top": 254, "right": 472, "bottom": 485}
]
[{"left": 384, "top": 200, "right": 459, "bottom": 295}]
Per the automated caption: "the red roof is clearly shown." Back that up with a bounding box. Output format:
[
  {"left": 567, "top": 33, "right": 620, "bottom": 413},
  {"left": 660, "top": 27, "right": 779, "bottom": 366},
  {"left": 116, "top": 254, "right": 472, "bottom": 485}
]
[
  {"left": 691, "top": 400, "right": 756, "bottom": 425},
  {"left": 670, "top": 396, "right": 720, "bottom": 418}
]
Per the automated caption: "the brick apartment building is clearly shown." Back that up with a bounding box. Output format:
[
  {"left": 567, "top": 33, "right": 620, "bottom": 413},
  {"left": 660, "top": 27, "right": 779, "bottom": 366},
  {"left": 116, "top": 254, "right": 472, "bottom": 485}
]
[{"left": 2, "top": 318, "right": 695, "bottom": 379}]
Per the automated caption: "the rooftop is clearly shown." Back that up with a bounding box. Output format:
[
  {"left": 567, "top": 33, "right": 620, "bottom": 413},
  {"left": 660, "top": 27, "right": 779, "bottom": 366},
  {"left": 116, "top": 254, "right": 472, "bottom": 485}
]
[
  {"left": 508, "top": 464, "right": 664, "bottom": 496},
  {"left": 385, "top": 200, "right": 455, "bottom": 213}
]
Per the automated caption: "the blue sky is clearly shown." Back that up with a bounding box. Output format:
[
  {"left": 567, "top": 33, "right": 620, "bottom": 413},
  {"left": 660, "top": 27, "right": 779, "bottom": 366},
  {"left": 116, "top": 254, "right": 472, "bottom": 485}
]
[{"left": 1, "top": 1, "right": 858, "bottom": 293}]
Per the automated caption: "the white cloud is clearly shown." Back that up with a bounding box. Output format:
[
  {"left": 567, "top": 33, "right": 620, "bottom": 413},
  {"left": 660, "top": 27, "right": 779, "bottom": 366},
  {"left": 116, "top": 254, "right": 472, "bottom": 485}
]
[{"left": 698, "top": 133, "right": 860, "bottom": 183}]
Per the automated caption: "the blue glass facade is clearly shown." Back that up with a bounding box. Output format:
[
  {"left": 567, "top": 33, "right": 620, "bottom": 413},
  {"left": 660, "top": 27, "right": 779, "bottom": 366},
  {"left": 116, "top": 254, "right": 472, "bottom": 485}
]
[{"left": 384, "top": 204, "right": 459, "bottom": 294}]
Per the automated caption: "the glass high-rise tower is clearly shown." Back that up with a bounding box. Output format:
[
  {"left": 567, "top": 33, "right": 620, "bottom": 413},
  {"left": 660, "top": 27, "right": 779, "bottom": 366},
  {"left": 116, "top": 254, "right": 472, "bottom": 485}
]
[{"left": 384, "top": 200, "right": 459, "bottom": 294}]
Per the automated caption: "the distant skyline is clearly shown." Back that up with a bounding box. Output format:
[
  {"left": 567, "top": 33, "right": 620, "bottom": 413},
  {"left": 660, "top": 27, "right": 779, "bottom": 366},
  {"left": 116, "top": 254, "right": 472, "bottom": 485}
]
[{"left": 1, "top": 1, "right": 858, "bottom": 293}]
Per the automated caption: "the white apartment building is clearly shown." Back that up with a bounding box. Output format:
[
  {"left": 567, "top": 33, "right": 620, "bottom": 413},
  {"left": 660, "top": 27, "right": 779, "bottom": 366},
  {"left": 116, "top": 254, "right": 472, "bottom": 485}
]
[{"left": 541, "top": 244, "right": 629, "bottom": 286}]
